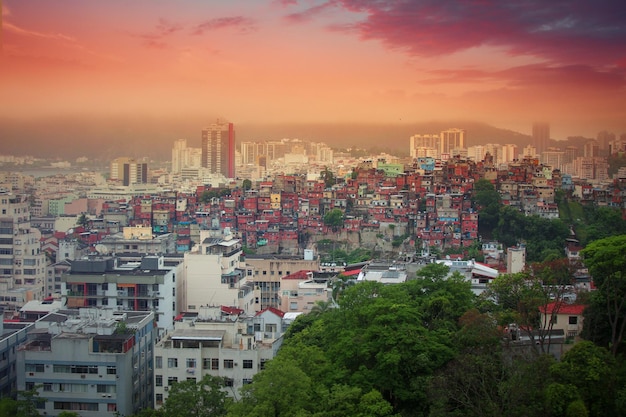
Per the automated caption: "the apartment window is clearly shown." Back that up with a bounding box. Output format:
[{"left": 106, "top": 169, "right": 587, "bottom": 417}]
[
  {"left": 202, "top": 358, "right": 211, "bottom": 369},
  {"left": 168, "top": 358, "right": 178, "bottom": 368},
  {"left": 106, "top": 366, "right": 116, "bottom": 375},
  {"left": 156, "top": 394, "right": 163, "bottom": 405},
  {"left": 156, "top": 375, "right": 163, "bottom": 387},
  {"left": 186, "top": 359, "right": 196, "bottom": 368},
  {"left": 167, "top": 377, "right": 178, "bottom": 386},
  {"left": 243, "top": 378, "right": 253, "bottom": 385},
  {"left": 223, "top": 359, "right": 234, "bottom": 369},
  {"left": 224, "top": 378, "right": 234, "bottom": 387},
  {"left": 569, "top": 316, "right": 578, "bottom": 325},
  {"left": 25, "top": 363, "right": 45, "bottom": 373},
  {"left": 212, "top": 358, "right": 219, "bottom": 370},
  {"left": 43, "top": 383, "right": 52, "bottom": 392},
  {"left": 260, "top": 359, "right": 267, "bottom": 370},
  {"left": 243, "top": 360, "right": 253, "bottom": 369},
  {"left": 155, "top": 356, "right": 162, "bottom": 369}
]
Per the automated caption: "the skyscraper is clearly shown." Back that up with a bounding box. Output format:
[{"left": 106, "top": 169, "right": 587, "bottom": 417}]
[
  {"left": 439, "top": 128, "right": 466, "bottom": 157},
  {"left": 532, "top": 122, "right": 550, "bottom": 154},
  {"left": 201, "top": 119, "right": 235, "bottom": 178}
]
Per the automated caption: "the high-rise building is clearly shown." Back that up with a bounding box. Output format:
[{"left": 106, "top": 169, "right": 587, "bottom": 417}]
[
  {"left": 171, "top": 139, "right": 187, "bottom": 174},
  {"left": 0, "top": 190, "right": 46, "bottom": 310},
  {"left": 202, "top": 119, "right": 235, "bottom": 178},
  {"left": 583, "top": 140, "right": 599, "bottom": 158},
  {"left": 597, "top": 131, "right": 615, "bottom": 152},
  {"left": 409, "top": 134, "right": 439, "bottom": 158},
  {"left": 440, "top": 128, "right": 466, "bottom": 157},
  {"left": 532, "top": 122, "right": 550, "bottom": 154},
  {"left": 110, "top": 157, "right": 148, "bottom": 186}
]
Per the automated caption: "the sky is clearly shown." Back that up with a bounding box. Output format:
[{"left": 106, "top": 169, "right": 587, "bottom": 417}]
[{"left": 1, "top": 0, "right": 626, "bottom": 143}]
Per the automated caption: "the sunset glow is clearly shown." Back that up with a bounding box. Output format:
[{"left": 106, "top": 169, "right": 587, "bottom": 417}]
[{"left": 1, "top": 0, "right": 625, "bottom": 141}]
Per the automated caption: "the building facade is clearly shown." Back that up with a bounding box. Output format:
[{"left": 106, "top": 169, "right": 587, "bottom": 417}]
[
  {"left": 17, "top": 309, "right": 155, "bottom": 416},
  {"left": 202, "top": 120, "right": 235, "bottom": 179}
]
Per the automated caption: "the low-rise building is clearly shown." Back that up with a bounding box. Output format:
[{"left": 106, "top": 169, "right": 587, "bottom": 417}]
[{"left": 154, "top": 306, "right": 285, "bottom": 406}]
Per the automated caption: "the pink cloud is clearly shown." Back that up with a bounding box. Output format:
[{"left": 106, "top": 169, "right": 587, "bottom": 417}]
[
  {"left": 192, "top": 16, "right": 256, "bottom": 35},
  {"left": 283, "top": 2, "right": 335, "bottom": 23},
  {"left": 129, "top": 18, "right": 183, "bottom": 49},
  {"left": 333, "top": 0, "right": 626, "bottom": 66}
]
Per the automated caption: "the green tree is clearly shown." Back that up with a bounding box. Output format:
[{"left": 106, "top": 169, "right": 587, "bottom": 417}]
[
  {"left": 323, "top": 208, "right": 344, "bottom": 231},
  {"left": 550, "top": 341, "right": 616, "bottom": 417},
  {"left": 242, "top": 178, "right": 252, "bottom": 190},
  {"left": 76, "top": 213, "right": 89, "bottom": 229},
  {"left": 581, "top": 234, "right": 626, "bottom": 355},
  {"left": 321, "top": 167, "right": 336, "bottom": 188},
  {"left": 228, "top": 359, "right": 313, "bottom": 417},
  {"left": 472, "top": 179, "right": 501, "bottom": 236},
  {"left": 162, "top": 374, "right": 230, "bottom": 417}
]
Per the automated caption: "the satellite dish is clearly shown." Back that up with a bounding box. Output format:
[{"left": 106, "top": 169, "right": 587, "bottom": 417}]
[
  {"left": 67, "top": 228, "right": 74, "bottom": 235},
  {"left": 95, "top": 244, "right": 109, "bottom": 255}
]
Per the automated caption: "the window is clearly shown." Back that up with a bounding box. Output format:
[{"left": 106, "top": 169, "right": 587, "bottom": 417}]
[
  {"left": 223, "top": 359, "right": 234, "bottom": 369},
  {"left": 155, "top": 375, "right": 163, "bottom": 387},
  {"left": 212, "top": 358, "right": 219, "bottom": 370},
  {"left": 569, "top": 316, "right": 578, "bottom": 325},
  {"left": 260, "top": 359, "right": 267, "bottom": 370},
  {"left": 43, "top": 383, "right": 52, "bottom": 392},
  {"left": 97, "top": 384, "right": 116, "bottom": 393},
  {"left": 102, "top": 283, "right": 108, "bottom": 290},
  {"left": 155, "top": 356, "right": 162, "bottom": 369},
  {"left": 106, "top": 366, "right": 116, "bottom": 375},
  {"left": 243, "top": 360, "right": 253, "bottom": 369},
  {"left": 156, "top": 394, "right": 163, "bottom": 405},
  {"left": 25, "top": 363, "right": 45, "bottom": 373},
  {"left": 168, "top": 358, "right": 178, "bottom": 368},
  {"left": 203, "top": 358, "right": 211, "bottom": 369},
  {"left": 167, "top": 377, "right": 178, "bottom": 386},
  {"left": 243, "top": 378, "right": 253, "bottom": 385},
  {"left": 186, "top": 358, "right": 196, "bottom": 368},
  {"left": 224, "top": 378, "right": 234, "bottom": 387}
]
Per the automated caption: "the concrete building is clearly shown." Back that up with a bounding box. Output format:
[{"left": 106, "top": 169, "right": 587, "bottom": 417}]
[
  {"left": 507, "top": 246, "right": 526, "bottom": 274},
  {"left": 110, "top": 157, "right": 148, "bottom": 186},
  {"left": 0, "top": 190, "right": 47, "bottom": 313},
  {"left": 17, "top": 309, "right": 155, "bottom": 416},
  {"left": 182, "top": 228, "right": 254, "bottom": 314},
  {"left": 154, "top": 306, "right": 285, "bottom": 406},
  {"left": 245, "top": 255, "right": 320, "bottom": 310},
  {"left": 62, "top": 255, "right": 179, "bottom": 334},
  {"left": 279, "top": 271, "right": 331, "bottom": 312},
  {"left": 532, "top": 122, "right": 550, "bottom": 154},
  {"left": 439, "top": 128, "right": 466, "bottom": 157},
  {"left": 99, "top": 226, "right": 177, "bottom": 255},
  {"left": 0, "top": 318, "right": 33, "bottom": 398},
  {"left": 202, "top": 119, "right": 236, "bottom": 179}
]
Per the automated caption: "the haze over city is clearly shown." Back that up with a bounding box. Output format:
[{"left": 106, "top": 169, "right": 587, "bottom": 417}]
[{"left": 1, "top": 0, "right": 626, "bottom": 157}]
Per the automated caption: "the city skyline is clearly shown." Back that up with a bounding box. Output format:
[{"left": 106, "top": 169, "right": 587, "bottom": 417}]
[{"left": 1, "top": 0, "right": 625, "bottom": 145}]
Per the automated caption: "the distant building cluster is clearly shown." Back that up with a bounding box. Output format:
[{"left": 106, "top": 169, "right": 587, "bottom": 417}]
[{"left": 0, "top": 119, "right": 624, "bottom": 414}]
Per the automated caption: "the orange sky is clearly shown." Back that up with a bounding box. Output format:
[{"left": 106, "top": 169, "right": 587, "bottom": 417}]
[{"left": 1, "top": 0, "right": 625, "bottom": 140}]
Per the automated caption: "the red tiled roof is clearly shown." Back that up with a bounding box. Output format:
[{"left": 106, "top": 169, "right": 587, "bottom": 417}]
[
  {"left": 255, "top": 306, "right": 285, "bottom": 318},
  {"left": 540, "top": 302, "right": 586, "bottom": 315},
  {"left": 221, "top": 306, "right": 244, "bottom": 315},
  {"left": 282, "top": 270, "right": 313, "bottom": 280},
  {"left": 340, "top": 269, "right": 361, "bottom": 277}
]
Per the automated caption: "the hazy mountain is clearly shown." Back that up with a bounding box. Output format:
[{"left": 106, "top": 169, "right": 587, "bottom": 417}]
[{"left": 0, "top": 116, "right": 536, "bottom": 161}]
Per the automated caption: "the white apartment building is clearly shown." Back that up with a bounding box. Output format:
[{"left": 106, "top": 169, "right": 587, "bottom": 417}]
[
  {"left": 154, "top": 306, "right": 285, "bottom": 406},
  {"left": 182, "top": 228, "right": 254, "bottom": 314},
  {"left": 0, "top": 190, "right": 46, "bottom": 313}
]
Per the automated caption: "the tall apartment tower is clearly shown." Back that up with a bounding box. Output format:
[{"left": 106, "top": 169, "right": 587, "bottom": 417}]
[
  {"left": 202, "top": 119, "right": 235, "bottom": 178},
  {"left": 0, "top": 190, "right": 46, "bottom": 310},
  {"left": 110, "top": 157, "right": 148, "bottom": 186},
  {"left": 532, "top": 122, "right": 550, "bottom": 154},
  {"left": 439, "top": 128, "right": 466, "bottom": 157},
  {"left": 171, "top": 139, "right": 187, "bottom": 174}
]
